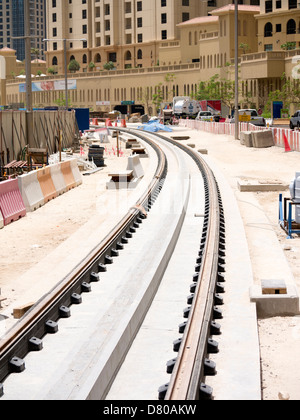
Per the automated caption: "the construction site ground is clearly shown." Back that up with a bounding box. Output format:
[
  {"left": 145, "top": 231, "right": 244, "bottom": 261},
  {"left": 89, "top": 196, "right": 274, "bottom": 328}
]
[{"left": 0, "top": 124, "right": 300, "bottom": 400}]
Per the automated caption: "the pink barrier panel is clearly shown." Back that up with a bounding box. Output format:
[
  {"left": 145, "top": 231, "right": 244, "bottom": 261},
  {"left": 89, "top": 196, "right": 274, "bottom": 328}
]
[
  {"left": 0, "top": 209, "right": 3, "bottom": 229},
  {"left": 0, "top": 179, "right": 26, "bottom": 226}
]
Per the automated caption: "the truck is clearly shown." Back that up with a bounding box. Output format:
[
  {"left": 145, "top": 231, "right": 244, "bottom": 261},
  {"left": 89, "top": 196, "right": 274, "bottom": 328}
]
[
  {"left": 199, "top": 100, "right": 221, "bottom": 115},
  {"left": 230, "top": 109, "right": 266, "bottom": 127},
  {"left": 173, "top": 98, "right": 200, "bottom": 119}
]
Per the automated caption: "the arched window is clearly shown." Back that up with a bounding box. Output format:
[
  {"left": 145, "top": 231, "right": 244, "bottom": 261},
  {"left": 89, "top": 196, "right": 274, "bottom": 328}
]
[
  {"left": 95, "top": 53, "right": 101, "bottom": 63},
  {"left": 125, "top": 50, "right": 132, "bottom": 60},
  {"left": 70, "top": 55, "right": 75, "bottom": 62},
  {"left": 83, "top": 54, "right": 87, "bottom": 64},
  {"left": 287, "top": 19, "right": 296, "bottom": 34},
  {"left": 52, "top": 56, "right": 58, "bottom": 66},
  {"left": 137, "top": 49, "right": 142, "bottom": 59},
  {"left": 264, "top": 22, "right": 273, "bottom": 37}
]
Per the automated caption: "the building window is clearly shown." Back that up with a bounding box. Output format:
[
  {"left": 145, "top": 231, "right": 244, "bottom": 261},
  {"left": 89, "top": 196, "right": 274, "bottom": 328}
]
[
  {"left": 289, "top": 0, "right": 297, "bottom": 9},
  {"left": 265, "top": 1, "right": 272, "bottom": 13},
  {"left": 264, "top": 44, "right": 273, "bottom": 51},
  {"left": 264, "top": 22, "right": 273, "bottom": 37},
  {"left": 287, "top": 19, "right": 296, "bottom": 34}
]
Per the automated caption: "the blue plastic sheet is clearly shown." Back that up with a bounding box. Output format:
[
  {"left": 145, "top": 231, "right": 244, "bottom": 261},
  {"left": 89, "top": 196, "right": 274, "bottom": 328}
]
[{"left": 137, "top": 121, "right": 173, "bottom": 133}]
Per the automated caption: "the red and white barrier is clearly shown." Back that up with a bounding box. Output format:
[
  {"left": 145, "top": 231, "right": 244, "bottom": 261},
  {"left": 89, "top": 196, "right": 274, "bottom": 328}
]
[
  {"left": 0, "top": 159, "right": 83, "bottom": 229},
  {"left": 179, "top": 119, "right": 300, "bottom": 152},
  {"left": 0, "top": 178, "right": 26, "bottom": 226}
]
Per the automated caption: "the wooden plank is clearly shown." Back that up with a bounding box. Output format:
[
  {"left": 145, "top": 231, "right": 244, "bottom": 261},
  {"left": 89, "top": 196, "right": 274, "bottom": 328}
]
[{"left": 13, "top": 302, "right": 35, "bottom": 319}]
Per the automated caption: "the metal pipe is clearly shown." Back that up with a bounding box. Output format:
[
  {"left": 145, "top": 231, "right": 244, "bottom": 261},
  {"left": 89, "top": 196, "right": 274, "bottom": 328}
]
[
  {"left": 235, "top": 0, "right": 239, "bottom": 140},
  {"left": 24, "top": 0, "right": 34, "bottom": 148},
  {"left": 24, "top": 1, "right": 32, "bottom": 113},
  {"left": 64, "top": 39, "right": 68, "bottom": 109}
]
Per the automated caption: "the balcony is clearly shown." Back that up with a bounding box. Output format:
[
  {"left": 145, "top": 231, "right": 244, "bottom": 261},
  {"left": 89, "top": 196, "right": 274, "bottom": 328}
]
[{"left": 240, "top": 51, "right": 286, "bottom": 79}]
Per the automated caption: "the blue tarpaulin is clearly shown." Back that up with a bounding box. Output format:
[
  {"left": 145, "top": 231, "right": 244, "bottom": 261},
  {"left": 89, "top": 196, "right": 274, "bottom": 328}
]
[{"left": 137, "top": 121, "right": 173, "bottom": 133}]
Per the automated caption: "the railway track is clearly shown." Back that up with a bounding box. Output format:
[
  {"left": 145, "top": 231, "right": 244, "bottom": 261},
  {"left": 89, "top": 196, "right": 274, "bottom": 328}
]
[{"left": 0, "top": 128, "right": 225, "bottom": 400}]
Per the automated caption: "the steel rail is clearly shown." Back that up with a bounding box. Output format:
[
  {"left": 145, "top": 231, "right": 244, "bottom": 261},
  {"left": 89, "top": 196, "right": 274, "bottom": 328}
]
[
  {"left": 0, "top": 133, "right": 167, "bottom": 396},
  {"left": 128, "top": 131, "right": 224, "bottom": 401}
]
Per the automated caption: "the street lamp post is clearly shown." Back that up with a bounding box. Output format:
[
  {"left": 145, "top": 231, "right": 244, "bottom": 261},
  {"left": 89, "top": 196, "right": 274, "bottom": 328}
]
[
  {"left": 235, "top": 0, "right": 239, "bottom": 140},
  {"left": 43, "top": 38, "right": 87, "bottom": 109}
]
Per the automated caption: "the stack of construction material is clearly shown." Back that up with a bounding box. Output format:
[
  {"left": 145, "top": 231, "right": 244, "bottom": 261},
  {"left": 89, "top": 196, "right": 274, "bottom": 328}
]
[{"left": 240, "top": 130, "right": 274, "bottom": 148}]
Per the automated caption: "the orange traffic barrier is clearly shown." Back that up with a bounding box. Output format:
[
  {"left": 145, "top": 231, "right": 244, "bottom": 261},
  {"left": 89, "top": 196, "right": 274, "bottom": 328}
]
[
  {"left": 37, "top": 166, "right": 58, "bottom": 203},
  {"left": 121, "top": 119, "right": 127, "bottom": 128},
  {"left": 106, "top": 118, "right": 112, "bottom": 127},
  {"left": 60, "top": 160, "right": 76, "bottom": 190}
]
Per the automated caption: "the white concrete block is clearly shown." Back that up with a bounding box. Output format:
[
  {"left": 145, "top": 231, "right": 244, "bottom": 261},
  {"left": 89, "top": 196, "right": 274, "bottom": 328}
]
[{"left": 18, "top": 171, "right": 44, "bottom": 212}]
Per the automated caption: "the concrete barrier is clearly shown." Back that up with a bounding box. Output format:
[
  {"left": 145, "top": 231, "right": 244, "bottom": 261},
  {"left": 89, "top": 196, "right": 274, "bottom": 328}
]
[
  {"left": 18, "top": 170, "right": 45, "bottom": 212},
  {"left": 252, "top": 130, "right": 274, "bottom": 148},
  {"left": 240, "top": 131, "right": 253, "bottom": 148},
  {"left": 0, "top": 179, "right": 26, "bottom": 226},
  {"left": 37, "top": 166, "right": 58, "bottom": 203},
  {"left": 69, "top": 159, "right": 82, "bottom": 187},
  {"left": 60, "top": 160, "right": 76, "bottom": 190},
  {"left": 50, "top": 163, "right": 67, "bottom": 196},
  {"left": 126, "top": 155, "right": 144, "bottom": 179}
]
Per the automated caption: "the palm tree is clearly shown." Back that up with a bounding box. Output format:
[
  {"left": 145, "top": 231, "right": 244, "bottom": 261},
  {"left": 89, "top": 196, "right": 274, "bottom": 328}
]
[{"left": 31, "top": 48, "right": 40, "bottom": 60}]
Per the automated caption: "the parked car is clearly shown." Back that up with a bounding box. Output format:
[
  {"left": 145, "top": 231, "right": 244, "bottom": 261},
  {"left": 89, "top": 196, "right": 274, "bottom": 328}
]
[
  {"left": 290, "top": 110, "right": 300, "bottom": 129},
  {"left": 196, "top": 111, "right": 220, "bottom": 122},
  {"left": 230, "top": 109, "right": 266, "bottom": 127}
]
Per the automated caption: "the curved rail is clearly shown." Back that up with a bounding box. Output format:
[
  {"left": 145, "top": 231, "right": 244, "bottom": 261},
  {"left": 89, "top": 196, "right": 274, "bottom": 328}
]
[
  {"left": 0, "top": 133, "right": 167, "bottom": 397},
  {"left": 127, "top": 130, "right": 225, "bottom": 401}
]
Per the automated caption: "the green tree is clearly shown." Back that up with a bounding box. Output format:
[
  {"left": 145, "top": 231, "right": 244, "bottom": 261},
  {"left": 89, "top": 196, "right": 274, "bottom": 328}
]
[
  {"left": 89, "top": 61, "right": 96, "bottom": 71},
  {"left": 68, "top": 59, "right": 80, "bottom": 72},
  {"left": 47, "top": 67, "right": 57, "bottom": 75},
  {"left": 280, "top": 42, "right": 296, "bottom": 51},
  {"left": 152, "top": 82, "right": 164, "bottom": 113},
  {"left": 194, "top": 74, "right": 221, "bottom": 101},
  {"left": 103, "top": 61, "right": 115, "bottom": 70},
  {"left": 164, "top": 73, "right": 176, "bottom": 102},
  {"left": 54, "top": 94, "right": 73, "bottom": 108},
  {"left": 31, "top": 47, "right": 40, "bottom": 60},
  {"left": 239, "top": 43, "right": 250, "bottom": 55},
  {"left": 266, "top": 72, "right": 300, "bottom": 111}
]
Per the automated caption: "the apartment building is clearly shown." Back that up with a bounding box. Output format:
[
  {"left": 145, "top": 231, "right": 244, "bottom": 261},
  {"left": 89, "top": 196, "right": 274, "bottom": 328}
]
[
  {"left": 13, "top": 0, "right": 300, "bottom": 114},
  {"left": 45, "top": 0, "right": 262, "bottom": 74},
  {"left": 257, "top": 0, "right": 300, "bottom": 51},
  {"left": 45, "top": 0, "right": 207, "bottom": 74},
  {"left": 6, "top": 1, "right": 266, "bottom": 111},
  {"left": 0, "top": 0, "right": 46, "bottom": 62}
]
